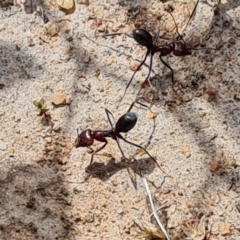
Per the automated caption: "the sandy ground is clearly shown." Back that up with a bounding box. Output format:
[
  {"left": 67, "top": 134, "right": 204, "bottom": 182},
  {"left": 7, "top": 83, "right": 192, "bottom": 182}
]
[{"left": 0, "top": 0, "right": 240, "bottom": 239}]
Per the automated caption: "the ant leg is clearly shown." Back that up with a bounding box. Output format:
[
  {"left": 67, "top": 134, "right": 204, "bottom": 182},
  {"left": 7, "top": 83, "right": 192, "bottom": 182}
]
[
  {"left": 117, "top": 134, "right": 159, "bottom": 166},
  {"left": 105, "top": 108, "right": 115, "bottom": 129},
  {"left": 90, "top": 140, "right": 108, "bottom": 165},
  {"left": 145, "top": 53, "right": 153, "bottom": 81},
  {"left": 159, "top": 54, "right": 176, "bottom": 92},
  {"left": 115, "top": 137, "right": 130, "bottom": 161},
  {"left": 120, "top": 49, "right": 151, "bottom": 102},
  {"left": 127, "top": 98, "right": 152, "bottom": 112},
  {"left": 126, "top": 167, "right": 137, "bottom": 190},
  {"left": 118, "top": 135, "right": 172, "bottom": 176},
  {"left": 127, "top": 101, "right": 136, "bottom": 112}
]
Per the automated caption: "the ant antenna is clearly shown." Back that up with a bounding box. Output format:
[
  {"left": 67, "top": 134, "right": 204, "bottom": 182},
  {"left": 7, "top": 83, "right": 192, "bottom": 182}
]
[
  {"left": 105, "top": 108, "right": 115, "bottom": 129},
  {"left": 181, "top": 0, "right": 199, "bottom": 34},
  {"left": 165, "top": 5, "right": 181, "bottom": 37},
  {"left": 166, "top": 0, "right": 199, "bottom": 38}
]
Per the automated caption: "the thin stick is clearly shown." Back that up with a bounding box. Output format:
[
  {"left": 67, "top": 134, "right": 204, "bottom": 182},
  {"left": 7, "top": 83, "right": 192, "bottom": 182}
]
[{"left": 141, "top": 174, "right": 171, "bottom": 240}]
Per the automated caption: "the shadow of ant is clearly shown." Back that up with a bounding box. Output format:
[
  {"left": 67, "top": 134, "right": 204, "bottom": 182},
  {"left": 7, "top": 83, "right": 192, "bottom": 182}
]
[{"left": 84, "top": 157, "right": 155, "bottom": 185}]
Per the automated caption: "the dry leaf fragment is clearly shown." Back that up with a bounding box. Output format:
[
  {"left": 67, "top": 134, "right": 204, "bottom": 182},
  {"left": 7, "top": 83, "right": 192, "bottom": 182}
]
[
  {"left": 198, "top": 111, "right": 206, "bottom": 118},
  {"left": 137, "top": 149, "right": 147, "bottom": 157},
  {"left": 106, "top": 55, "right": 115, "bottom": 65},
  {"left": 146, "top": 111, "right": 158, "bottom": 119},
  {"left": 204, "top": 86, "right": 218, "bottom": 102},
  {"left": 56, "top": 0, "right": 74, "bottom": 10},
  {"left": 51, "top": 92, "right": 67, "bottom": 105},
  {"left": 0, "top": 83, "right": 5, "bottom": 89},
  {"left": 220, "top": 222, "right": 231, "bottom": 236},
  {"left": 129, "top": 62, "right": 140, "bottom": 71},
  {"left": 77, "top": 0, "right": 89, "bottom": 5},
  {"left": 135, "top": 221, "right": 165, "bottom": 240},
  {"left": 141, "top": 78, "right": 152, "bottom": 89},
  {"left": 90, "top": 18, "right": 102, "bottom": 29},
  {"left": 45, "top": 21, "right": 60, "bottom": 36},
  {"left": 216, "top": 39, "right": 225, "bottom": 50},
  {"left": 112, "top": 23, "right": 125, "bottom": 32},
  {"left": 97, "top": 24, "right": 106, "bottom": 32},
  {"left": 83, "top": 50, "right": 91, "bottom": 63},
  {"left": 209, "top": 159, "right": 219, "bottom": 172},
  {"left": 182, "top": 216, "right": 206, "bottom": 240},
  {"left": 181, "top": 145, "right": 191, "bottom": 158}
]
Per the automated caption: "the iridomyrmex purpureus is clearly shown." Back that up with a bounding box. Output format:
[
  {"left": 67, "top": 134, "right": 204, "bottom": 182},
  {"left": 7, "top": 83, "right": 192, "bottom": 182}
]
[{"left": 74, "top": 106, "right": 160, "bottom": 169}]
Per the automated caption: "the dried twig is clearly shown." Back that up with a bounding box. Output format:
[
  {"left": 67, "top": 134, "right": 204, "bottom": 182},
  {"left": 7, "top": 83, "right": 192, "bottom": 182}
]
[{"left": 141, "top": 173, "right": 171, "bottom": 240}]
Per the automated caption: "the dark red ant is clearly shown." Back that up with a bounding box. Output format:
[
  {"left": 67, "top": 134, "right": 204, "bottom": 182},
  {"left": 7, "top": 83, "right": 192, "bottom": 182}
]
[
  {"left": 74, "top": 107, "right": 160, "bottom": 168},
  {"left": 121, "top": 0, "right": 209, "bottom": 100}
]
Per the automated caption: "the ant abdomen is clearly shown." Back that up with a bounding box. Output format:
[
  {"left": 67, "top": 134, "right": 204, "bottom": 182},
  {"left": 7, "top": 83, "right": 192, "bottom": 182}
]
[
  {"left": 116, "top": 112, "right": 137, "bottom": 133},
  {"left": 133, "top": 29, "right": 153, "bottom": 48}
]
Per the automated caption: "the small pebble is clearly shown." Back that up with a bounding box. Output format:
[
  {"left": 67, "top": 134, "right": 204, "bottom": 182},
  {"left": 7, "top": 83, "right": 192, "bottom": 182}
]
[
  {"left": 45, "top": 137, "right": 52, "bottom": 143},
  {"left": 45, "top": 21, "right": 59, "bottom": 36},
  {"left": 51, "top": 91, "right": 67, "bottom": 105},
  {"left": 182, "top": 93, "right": 193, "bottom": 102},
  {"left": 198, "top": 111, "right": 206, "bottom": 117}
]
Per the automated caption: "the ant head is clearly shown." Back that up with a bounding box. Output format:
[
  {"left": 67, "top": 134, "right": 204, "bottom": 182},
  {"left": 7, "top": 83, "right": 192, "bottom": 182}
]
[
  {"left": 116, "top": 112, "right": 138, "bottom": 133},
  {"left": 133, "top": 29, "right": 153, "bottom": 48},
  {"left": 75, "top": 129, "right": 93, "bottom": 148}
]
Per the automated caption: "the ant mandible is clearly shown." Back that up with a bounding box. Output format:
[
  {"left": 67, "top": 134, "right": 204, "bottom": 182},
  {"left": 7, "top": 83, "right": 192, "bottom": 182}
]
[
  {"left": 121, "top": 0, "right": 201, "bottom": 100},
  {"left": 74, "top": 105, "right": 160, "bottom": 168}
]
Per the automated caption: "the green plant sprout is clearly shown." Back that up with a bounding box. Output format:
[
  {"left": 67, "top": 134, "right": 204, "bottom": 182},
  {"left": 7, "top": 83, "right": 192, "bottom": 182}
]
[
  {"left": 33, "top": 99, "right": 49, "bottom": 117},
  {"left": 33, "top": 99, "right": 53, "bottom": 126}
]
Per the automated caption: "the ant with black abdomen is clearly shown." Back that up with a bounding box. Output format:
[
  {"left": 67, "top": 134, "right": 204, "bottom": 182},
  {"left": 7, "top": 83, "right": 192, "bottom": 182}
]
[
  {"left": 73, "top": 102, "right": 160, "bottom": 170},
  {"left": 103, "top": 0, "right": 219, "bottom": 102}
]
